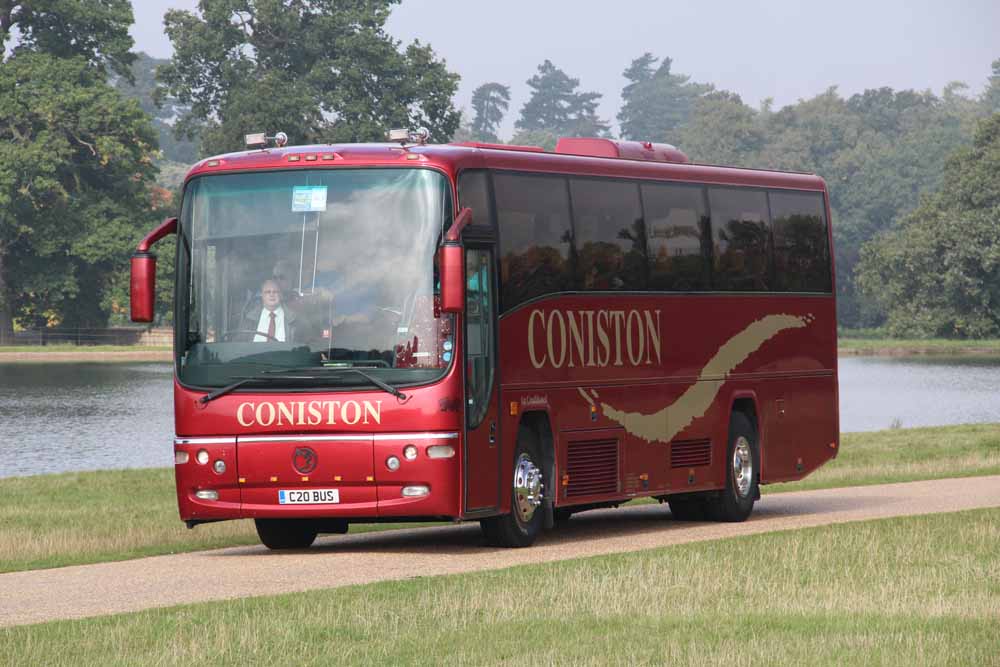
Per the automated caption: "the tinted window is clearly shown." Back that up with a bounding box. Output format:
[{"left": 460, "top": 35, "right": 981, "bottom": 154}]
[
  {"left": 495, "top": 173, "right": 574, "bottom": 310},
  {"left": 457, "top": 170, "right": 494, "bottom": 230},
  {"left": 570, "top": 178, "right": 645, "bottom": 290},
  {"left": 708, "top": 187, "right": 772, "bottom": 291},
  {"left": 641, "top": 183, "right": 710, "bottom": 290},
  {"left": 769, "top": 191, "right": 831, "bottom": 292}
]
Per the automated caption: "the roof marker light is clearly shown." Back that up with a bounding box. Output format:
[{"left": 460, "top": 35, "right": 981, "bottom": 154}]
[
  {"left": 305, "top": 154, "right": 317, "bottom": 161},
  {"left": 288, "top": 155, "right": 301, "bottom": 162}
]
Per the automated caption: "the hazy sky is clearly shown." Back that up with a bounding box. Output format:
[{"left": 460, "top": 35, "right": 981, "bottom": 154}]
[{"left": 131, "top": 0, "right": 998, "bottom": 139}]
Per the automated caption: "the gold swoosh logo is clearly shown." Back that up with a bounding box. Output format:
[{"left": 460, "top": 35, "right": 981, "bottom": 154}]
[{"left": 578, "top": 313, "right": 813, "bottom": 443}]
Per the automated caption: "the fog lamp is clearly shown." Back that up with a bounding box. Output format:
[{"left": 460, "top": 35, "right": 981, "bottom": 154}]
[
  {"left": 196, "top": 449, "right": 209, "bottom": 465},
  {"left": 195, "top": 489, "right": 219, "bottom": 501},
  {"left": 426, "top": 445, "right": 455, "bottom": 459},
  {"left": 403, "top": 445, "right": 418, "bottom": 460},
  {"left": 213, "top": 460, "right": 226, "bottom": 474},
  {"left": 386, "top": 456, "right": 401, "bottom": 471},
  {"left": 402, "top": 485, "right": 430, "bottom": 497}
]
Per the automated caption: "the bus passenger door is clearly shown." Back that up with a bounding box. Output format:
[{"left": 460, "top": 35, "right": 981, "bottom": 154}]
[{"left": 463, "top": 246, "right": 500, "bottom": 513}]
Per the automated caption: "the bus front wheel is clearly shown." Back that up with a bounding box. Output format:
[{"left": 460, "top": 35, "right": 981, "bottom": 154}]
[
  {"left": 254, "top": 519, "right": 319, "bottom": 550},
  {"left": 481, "top": 427, "right": 545, "bottom": 548},
  {"left": 706, "top": 412, "right": 759, "bottom": 522}
]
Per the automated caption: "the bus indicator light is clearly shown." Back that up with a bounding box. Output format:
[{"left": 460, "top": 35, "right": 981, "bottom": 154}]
[{"left": 510, "top": 401, "right": 518, "bottom": 416}]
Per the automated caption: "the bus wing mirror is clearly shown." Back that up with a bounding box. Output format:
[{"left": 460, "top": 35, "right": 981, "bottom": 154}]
[
  {"left": 445, "top": 207, "right": 473, "bottom": 242},
  {"left": 130, "top": 217, "right": 177, "bottom": 323},
  {"left": 439, "top": 208, "right": 472, "bottom": 313},
  {"left": 439, "top": 244, "right": 464, "bottom": 313}
]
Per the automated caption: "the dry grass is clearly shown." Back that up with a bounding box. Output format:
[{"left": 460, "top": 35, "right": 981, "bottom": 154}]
[
  {"left": 765, "top": 423, "right": 1000, "bottom": 493},
  {"left": 3, "top": 509, "right": 998, "bottom": 665},
  {"left": 0, "top": 469, "right": 432, "bottom": 573}
]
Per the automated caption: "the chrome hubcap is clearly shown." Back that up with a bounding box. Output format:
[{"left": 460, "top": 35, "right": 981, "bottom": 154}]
[
  {"left": 732, "top": 436, "right": 753, "bottom": 498},
  {"left": 513, "top": 453, "right": 544, "bottom": 523}
]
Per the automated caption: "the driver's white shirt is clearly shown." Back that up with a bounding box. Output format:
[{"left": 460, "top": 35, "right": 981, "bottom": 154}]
[{"left": 254, "top": 306, "right": 286, "bottom": 342}]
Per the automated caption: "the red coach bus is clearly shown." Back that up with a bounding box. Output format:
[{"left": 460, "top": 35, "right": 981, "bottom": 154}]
[{"left": 131, "top": 131, "right": 838, "bottom": 549}]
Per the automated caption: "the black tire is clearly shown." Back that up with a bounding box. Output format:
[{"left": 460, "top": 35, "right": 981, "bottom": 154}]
[
  {"left": 481, "top": 425, "right": 546, "bottom": 548},
  {"left": 706, "top": 412, "right": 759, "bottom": 522},
  {"left": 667, "top": 495, "right": 710, "bottom": 521},
  {"left": 254, "top": 519, "right": 319, "bottom": 550}
]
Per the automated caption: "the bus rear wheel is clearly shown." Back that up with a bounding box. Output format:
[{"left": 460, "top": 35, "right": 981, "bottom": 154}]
[
  {"left": 706, "top": 412, "right": 759, "bottom": 522},
  {"left": 254, "top": 518, "right": 319, "bottom": 550},
  {"left": 481, "top": 427, "right": 545, "bottom": 548}
]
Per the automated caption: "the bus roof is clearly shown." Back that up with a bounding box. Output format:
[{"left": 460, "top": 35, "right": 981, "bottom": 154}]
[{"left": 186, "top": 140, "right": 827, "bottom": 192}]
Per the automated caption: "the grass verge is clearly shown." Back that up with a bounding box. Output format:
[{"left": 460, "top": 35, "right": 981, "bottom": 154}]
[
  {"left": 2, "top": 423, "right": 998, "bottom": 574},
  {"left": 765, "top": 422, "right": 1000, "bottom": 493},
  {"left": 838, "top": 337, "right": 1000, "bottom": 355},
  {"left": 3, "top": 508, "right": 998, "bottom": 665},
  {"left": 0, "top": 468, "right": 434, "bottom": 574}
]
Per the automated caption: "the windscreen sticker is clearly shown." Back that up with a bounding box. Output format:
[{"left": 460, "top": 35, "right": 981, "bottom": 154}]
[{"left": 291, "top": 185, "right": 328, "bottom": 212}]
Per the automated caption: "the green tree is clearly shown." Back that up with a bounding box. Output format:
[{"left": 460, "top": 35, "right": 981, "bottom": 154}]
[
  {"left": 157, "top": 1, "right": 460, "bottom": 157},
  {"left": 470, "top": 82, "right": 510, "bottom": 142},
  {"left": 0, "top": 0, "right": 135, "bottom": 78},
  {"left": 0, "top": 0, "right": 162, "bottom": 343},
  {"left": 516, "top": 60, "right": 608, "bottom": 137},
  {"left": 857, "top": 113, "right": 1000, "bottom": 337},
  {"left": 618, "top": 54, "right": 712, "bottom": 141},
  {"left": 0, "top": 53, "right": 160, "bottom": 339},
  {"left": 674, "top": 91, "right": 763, "bottom": 166}
]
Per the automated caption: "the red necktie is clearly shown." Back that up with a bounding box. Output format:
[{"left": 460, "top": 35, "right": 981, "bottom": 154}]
[{"left": 267, "top": 311, "right": 276, "bottom": 340}]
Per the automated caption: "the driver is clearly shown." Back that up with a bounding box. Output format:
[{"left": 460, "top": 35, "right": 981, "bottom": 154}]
[{"left": 243, "top": 278, "right": 297, "bottom": 342}]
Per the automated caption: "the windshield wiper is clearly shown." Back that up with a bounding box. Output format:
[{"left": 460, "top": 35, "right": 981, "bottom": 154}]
[
  {"left": 263, "top": 366, "right": 408, "bottom": 401},
  {"left": 199, "top": 366, "right": 305, "bottom": 404}
]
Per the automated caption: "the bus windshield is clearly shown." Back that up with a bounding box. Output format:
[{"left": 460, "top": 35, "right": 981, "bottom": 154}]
[{"left": 177, "top": 168, "right": 454, "bottom": 390}]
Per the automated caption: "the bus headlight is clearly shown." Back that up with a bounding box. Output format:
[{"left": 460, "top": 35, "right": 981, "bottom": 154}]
[
  {"left": 213, "top": 460, "right": 226, "bottom": 474},
  {"left": 403, "top": 444, "right": 418, "bottom": 460},
  {"left": 196, "top": 449, "right": 209, "bottom": 465},
  {"left": 386, "top": 456, "right": 401, "bottom": 471}
]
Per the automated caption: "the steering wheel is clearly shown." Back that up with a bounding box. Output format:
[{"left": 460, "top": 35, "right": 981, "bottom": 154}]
[{"left": 220, "top": 329, "right": 279, "bottom": 342}]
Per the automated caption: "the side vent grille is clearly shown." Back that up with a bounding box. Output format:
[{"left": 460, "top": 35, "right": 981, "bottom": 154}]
[
  {"left": 566, "top": 439, "right": 619, "bottom": 497},
  {"left": 671, "top": 439, "right": 712, "bottom": 469}
]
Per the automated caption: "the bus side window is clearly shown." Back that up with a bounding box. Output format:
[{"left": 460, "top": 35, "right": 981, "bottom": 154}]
[
  {"left": 569, "top": 178, "right": 645, "bottom": 291},
  {"left": 769, "top": 191, "right": 832, "bottom": 292},
  {"left": 641, "top": 183, "right": 711, "bottom": 291},
  {"left": 708, "top": 187, "right": 772, "bottom": 291},
  {"left": 457, "top": 170, "right": 495, "bottom": 231},
  {"left": 495, "top": 173, "right": 574, "bottom": 311}
]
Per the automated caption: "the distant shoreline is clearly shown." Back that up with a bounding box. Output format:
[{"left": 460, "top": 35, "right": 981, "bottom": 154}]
[
  {"left": 0, "top": 349, "right": 172, "bottom": 363},
  {"left": 1, "top": 338, "right": 999, "bottom": 362}
]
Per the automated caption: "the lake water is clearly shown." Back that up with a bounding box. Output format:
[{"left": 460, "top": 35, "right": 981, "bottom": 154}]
[{"left": 1, "top": 357, "right": 999, "bottom": 478}]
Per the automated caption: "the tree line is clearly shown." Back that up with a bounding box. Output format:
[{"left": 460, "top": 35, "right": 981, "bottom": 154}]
[
  {"left": 1, "top": 0, "right": 997, "bottom": 342},
  {"left": 461, "top": 56, "right": 1000, "bottom": 336}
]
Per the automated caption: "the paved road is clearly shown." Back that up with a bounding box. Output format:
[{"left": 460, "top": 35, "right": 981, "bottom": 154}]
[{"left": 4, "top": 475, "right": 1000, "bottom": 628}]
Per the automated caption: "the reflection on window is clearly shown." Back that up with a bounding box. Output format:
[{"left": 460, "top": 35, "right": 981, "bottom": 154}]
[
  {"left": 178, "top": 168, "right": 454, "bottom": 388},
  {"left": 709, "top": 187, "right": 772, "bottom": 291},
  {"left": 495, "top": 173, "right": 574, "bottom": 311},
  {"left": 770, "top": 191, "right": 831, "bottom": 292},
  {"left": 570, "top": 178, "right": 645, "bottom": 291},
  {"left": 641, "top": 183, "right": 710, "bottom": 291}
]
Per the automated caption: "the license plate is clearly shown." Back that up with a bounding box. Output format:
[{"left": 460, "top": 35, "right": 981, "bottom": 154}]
[{"left": 278, "top": 489, "right": 340, "bottom": 504}]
